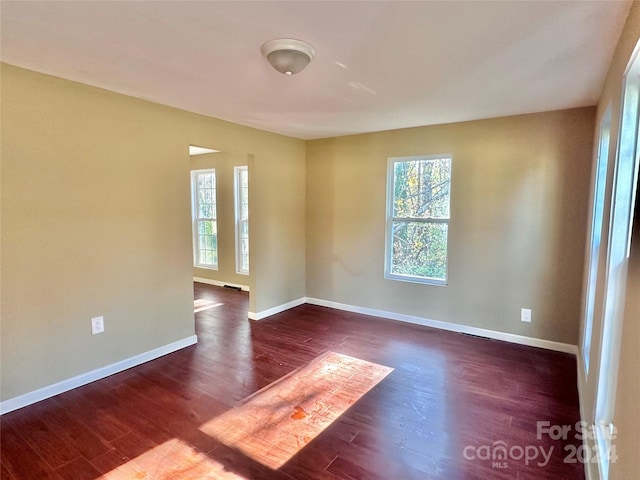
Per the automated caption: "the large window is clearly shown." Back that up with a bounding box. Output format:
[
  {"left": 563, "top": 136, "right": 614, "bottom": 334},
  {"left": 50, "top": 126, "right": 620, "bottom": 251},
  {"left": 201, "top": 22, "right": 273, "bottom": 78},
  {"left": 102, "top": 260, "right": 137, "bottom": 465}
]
[
  {"left": 234, "top": 166, "right": 249, "bottom": 275},
  {"left": 191, "top": 169, "right": 218, "bottom": 269},
  {"left": 385, "top": 154, "right": 452, "bottom": 285}
]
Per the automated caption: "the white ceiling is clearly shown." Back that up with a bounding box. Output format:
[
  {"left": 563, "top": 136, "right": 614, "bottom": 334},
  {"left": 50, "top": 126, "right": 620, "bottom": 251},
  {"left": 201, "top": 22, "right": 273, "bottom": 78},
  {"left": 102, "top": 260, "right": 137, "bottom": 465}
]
[{"left": 0, "top": 1, "right": 632, "bottom": 140}]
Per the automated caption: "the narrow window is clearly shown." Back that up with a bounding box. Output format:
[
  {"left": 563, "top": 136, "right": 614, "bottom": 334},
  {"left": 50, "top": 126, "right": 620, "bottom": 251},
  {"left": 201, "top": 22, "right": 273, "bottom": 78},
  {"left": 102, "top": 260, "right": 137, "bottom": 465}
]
[
  {"left": 385, "top": 155, "right": 452, "bottom": 285},
  {"left": 234, "top": 166, "right": 249, "bottom": 274},
  {"left": 191, "top": 169, "right": 218, "bottom": 269}
]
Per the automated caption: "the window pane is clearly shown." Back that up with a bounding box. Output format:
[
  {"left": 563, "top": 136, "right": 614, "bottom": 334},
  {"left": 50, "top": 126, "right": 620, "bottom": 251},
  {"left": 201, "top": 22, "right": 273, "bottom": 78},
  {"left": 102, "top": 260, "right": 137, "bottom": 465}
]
[
  {"left": 391, "top": 221, "right": 448, "bottom": 281},
  {"left": 202, "top": 173, "right": 214, "bottom": 189},
  {"left": 199, "top": 220, "right": 216, "bottom": 235},
  {"left": 199, "top": 204, "right": 212, "bottom": 219},
  {"left": 393, "top": 158, "right": 451, "bottom": 218},
  {"left": 234, "top": 166, "right": 249, "bottom": 274}
]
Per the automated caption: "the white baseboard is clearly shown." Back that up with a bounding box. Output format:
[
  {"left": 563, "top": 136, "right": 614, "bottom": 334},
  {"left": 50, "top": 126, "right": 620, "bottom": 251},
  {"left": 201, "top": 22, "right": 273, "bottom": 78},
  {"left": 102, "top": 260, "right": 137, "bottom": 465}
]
[
  {"left": 248, "top": 297, "right": 306, "bottom": 320},
  {"left": 305, "top": 297, "right": 578, "bottom": 355},
  {"left": 193, "top": 277, "right": 250, "bottom": 292},
  {"left": 0, "top": 335, "right": 198, "bottom": 415}
]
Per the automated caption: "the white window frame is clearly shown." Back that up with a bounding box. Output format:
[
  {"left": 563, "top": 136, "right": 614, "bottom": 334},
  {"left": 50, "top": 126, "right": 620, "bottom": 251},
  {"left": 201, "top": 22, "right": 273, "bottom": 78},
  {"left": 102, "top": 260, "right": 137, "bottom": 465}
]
[
  {"left": 581, "top": 103, "right": 612, "bottom": 376},
  {"left": 191, "top": 169, "right": 218, "bottom": 270},
  {"left": 594, "top": 41, "right": 640, "bottom": 480},
  {"left": 234, "top": 166, "right": 249, "bottom": 275},
  {"left": 385, "top": 154, "right": 452, "bottom": 286}
]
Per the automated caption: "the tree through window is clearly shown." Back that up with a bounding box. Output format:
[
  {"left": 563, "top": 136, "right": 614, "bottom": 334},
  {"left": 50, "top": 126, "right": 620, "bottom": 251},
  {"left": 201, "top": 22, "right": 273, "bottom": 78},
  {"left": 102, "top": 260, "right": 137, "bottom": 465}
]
[{"left": 385, "top": 155, "right": 452, "bottom": 284}]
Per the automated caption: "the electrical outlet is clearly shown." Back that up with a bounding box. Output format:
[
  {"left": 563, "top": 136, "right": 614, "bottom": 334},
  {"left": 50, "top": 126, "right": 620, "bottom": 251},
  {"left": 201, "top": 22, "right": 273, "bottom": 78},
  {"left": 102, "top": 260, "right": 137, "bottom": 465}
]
[
  {"left": 91, "top": 316, "right": 105, "bottom": 335},
  {"left": 521, "top": 308, "right": 532, "bottom": 323}
]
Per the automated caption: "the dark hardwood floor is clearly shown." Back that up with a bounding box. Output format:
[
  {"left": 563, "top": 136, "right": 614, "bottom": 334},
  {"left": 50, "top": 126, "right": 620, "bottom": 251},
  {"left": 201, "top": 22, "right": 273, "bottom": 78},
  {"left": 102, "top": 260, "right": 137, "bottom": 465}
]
[{"left": 1, "top": 283, "right": 584, "bottom": 479}]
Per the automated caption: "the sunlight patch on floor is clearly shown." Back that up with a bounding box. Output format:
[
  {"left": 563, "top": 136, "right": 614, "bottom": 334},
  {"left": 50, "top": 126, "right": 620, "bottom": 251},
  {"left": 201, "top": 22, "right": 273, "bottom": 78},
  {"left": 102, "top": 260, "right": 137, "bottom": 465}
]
[
  {"left": 99, "top": 438, "right": 247, "bottom": 480},
  {"left": 194, "top": 298, "right": 224, "bottom": 313},
  {"left": 199, "top": 351, "right": 393, "bottom": 469}
]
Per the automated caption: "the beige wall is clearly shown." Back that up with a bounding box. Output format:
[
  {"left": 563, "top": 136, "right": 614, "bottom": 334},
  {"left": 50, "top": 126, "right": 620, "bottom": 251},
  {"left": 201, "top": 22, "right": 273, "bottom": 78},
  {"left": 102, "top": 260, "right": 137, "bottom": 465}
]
[
  {"left": 191, "top": 151, "right": 253, "bottom": 289},
  {"left": 306, "top": 108, "right": 595, "bottom": 344},
  {"left": 0, "top": 64, "right": 306, "bottom": 401},
  {"left": 578, "top": 2, "right": 640, "bottom": 479},
  {"left": 251, "top": 142, "right": 307, "bottom": 313}
]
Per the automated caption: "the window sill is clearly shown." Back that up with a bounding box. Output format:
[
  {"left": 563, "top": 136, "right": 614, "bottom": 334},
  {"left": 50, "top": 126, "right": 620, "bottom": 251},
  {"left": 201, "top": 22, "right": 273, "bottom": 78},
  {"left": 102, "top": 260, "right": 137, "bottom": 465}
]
[
  {"left": 384, "top": 273, "right": 448, "bottom": 287},
  {"left": 194, "top": 265, "right": 219, "bottom": 271}
]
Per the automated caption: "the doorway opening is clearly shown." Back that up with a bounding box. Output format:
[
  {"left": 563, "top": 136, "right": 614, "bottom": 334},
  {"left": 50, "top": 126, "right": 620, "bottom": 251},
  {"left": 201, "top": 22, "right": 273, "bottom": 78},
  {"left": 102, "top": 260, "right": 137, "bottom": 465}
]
[{"left": 188, "top": 145, "right": 252, "bottom": 317}]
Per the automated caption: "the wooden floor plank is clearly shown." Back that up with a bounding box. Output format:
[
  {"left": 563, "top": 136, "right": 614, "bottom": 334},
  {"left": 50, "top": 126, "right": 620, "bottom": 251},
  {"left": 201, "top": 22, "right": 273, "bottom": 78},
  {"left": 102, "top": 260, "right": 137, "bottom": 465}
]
[
  {"left": 25, "top": 400, "right": 111, "bottom": 461},
  {"left": 0, "top": 461, "right": 15, "bottom": 480},
  {"left": 2, "top": 409, "right": 81, "bottom": 470},
  {"left": 54, "top": 458, "right": 103, "bottom": 480},
  {"left": 88, "top": 447, "right": 148, "bottom": 479},
  {"left": 0, "top": 422, "right": 63, "bottom": 480},
  {"left": 48, "top": 392, "right": 131, "bottom": 443}
]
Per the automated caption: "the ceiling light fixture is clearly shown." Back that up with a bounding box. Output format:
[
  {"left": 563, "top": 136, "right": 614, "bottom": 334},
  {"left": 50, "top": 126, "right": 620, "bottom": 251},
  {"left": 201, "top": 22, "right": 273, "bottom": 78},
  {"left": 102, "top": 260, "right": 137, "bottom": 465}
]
[{"left": 261, "top": 38, "right": 316, "bottom": 76}]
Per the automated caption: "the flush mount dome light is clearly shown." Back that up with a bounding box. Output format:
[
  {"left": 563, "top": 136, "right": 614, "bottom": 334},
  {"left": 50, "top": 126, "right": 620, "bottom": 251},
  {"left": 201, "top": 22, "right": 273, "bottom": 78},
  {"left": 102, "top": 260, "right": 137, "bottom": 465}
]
[{"left": 261, "top": 38, "right": 316, "bottom": 76}]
